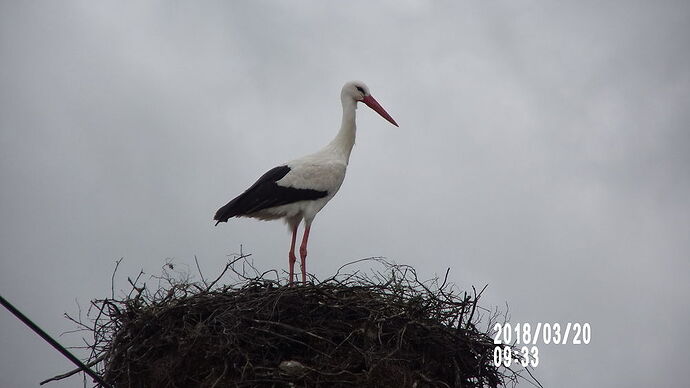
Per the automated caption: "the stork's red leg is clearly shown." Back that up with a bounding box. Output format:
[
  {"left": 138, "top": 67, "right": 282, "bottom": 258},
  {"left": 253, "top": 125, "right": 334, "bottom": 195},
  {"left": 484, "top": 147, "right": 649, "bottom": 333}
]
[
  {"left": 288, "top": 224, "right": 298, "bottom": 285},
  {"left": 299, "top": 225, "right": 311, "bottom": 284}
]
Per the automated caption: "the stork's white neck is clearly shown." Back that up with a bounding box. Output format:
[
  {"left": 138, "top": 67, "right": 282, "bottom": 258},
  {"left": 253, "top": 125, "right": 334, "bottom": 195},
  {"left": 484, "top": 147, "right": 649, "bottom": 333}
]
[{"left": 326, "top": 98, "right": 358, "bottom": 164}]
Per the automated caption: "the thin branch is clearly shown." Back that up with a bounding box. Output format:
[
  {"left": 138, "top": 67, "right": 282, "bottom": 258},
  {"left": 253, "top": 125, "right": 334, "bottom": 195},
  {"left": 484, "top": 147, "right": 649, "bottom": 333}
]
[
  {"left": 194, "top": 255, "right": 207, "bottom": 287},
  {"left": 40, "top": 355, "right": 106, "bottom": 385}
]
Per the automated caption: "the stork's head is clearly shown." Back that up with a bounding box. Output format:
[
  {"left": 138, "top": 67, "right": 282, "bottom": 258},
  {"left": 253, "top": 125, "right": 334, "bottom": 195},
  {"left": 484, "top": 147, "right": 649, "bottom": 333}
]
[{"left": 342, "top": 81, "right": 398, "bottom": 127}]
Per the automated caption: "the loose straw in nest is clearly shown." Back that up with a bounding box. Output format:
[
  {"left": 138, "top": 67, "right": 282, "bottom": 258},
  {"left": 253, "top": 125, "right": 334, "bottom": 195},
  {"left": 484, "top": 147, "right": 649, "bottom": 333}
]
[{"left": 55, "top": 255, "right": 538, "bottom": 388}]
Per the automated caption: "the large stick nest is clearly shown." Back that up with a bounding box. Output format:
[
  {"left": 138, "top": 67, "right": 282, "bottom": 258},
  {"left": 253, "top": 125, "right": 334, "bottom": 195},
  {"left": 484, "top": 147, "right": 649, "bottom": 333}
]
[{"left": 69, "top": 255, "right": 535, "bottom": 388}]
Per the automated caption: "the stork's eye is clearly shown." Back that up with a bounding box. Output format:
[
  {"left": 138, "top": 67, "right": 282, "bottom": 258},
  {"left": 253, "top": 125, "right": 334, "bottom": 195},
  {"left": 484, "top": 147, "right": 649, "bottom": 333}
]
[{"left": 355, "top": 86, "right": 365, "bottom": 94}]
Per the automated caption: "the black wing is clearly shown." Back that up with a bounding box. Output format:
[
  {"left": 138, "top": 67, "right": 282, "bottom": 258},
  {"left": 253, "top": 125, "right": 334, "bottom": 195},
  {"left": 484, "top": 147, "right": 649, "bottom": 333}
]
[{"left": 214, "top": 165, "right": 328, "bottom": 225}]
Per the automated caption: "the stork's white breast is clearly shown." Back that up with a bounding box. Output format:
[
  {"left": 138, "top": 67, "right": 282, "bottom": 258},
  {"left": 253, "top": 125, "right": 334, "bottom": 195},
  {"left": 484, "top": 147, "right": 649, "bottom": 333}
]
[{"left": 278, "top": 156, "right": 348, "bottom": 195}]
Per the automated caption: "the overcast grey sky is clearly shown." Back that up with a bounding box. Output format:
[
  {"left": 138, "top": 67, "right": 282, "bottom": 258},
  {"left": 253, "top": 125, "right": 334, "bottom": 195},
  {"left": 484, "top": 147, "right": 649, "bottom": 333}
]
[{"left": 1, "top": 1, "right": 689, "bottom": 387}]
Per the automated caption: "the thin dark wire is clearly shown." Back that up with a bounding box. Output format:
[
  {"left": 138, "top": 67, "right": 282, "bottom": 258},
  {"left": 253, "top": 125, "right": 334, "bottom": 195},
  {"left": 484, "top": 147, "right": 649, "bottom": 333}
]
[{"left": 0, "top": 294, "right": 111, "bottom": 388}]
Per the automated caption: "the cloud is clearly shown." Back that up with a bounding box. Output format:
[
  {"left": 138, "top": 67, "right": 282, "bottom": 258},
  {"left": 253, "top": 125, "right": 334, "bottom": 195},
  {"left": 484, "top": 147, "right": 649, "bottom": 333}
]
[{"left": 1, "top": 2, "right": 688, "bottom": 386}]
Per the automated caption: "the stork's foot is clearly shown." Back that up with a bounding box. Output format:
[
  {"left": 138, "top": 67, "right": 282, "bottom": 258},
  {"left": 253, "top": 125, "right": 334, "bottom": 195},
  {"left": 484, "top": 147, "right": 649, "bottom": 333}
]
[{"left": 299, "top": 248, "right": 308, "bottom": 284}]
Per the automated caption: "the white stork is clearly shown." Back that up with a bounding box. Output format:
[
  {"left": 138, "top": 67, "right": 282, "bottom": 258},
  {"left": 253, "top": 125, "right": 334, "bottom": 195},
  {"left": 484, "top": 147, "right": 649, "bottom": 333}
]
[{"left": 214, "top": 81, "right": 398, "bottom": 284}]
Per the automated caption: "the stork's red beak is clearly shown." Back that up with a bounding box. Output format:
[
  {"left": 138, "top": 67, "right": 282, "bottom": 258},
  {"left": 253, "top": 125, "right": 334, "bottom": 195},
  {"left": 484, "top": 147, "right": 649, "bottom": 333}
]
[{"left": 361, "top": 95, "right": 398, "bottom": 127}]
